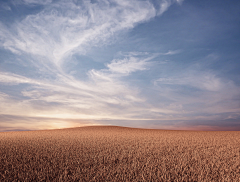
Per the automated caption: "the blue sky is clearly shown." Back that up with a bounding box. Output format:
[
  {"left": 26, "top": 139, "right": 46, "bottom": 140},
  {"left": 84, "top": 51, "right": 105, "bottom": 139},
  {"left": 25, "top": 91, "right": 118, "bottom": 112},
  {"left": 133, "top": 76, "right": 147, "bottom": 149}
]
[{"left": 0, "top": 0, "right": 240, "bottom": 131}]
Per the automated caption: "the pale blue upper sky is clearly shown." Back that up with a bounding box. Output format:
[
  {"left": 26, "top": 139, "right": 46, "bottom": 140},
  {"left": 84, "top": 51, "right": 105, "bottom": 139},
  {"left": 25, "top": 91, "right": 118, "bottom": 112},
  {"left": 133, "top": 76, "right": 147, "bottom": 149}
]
[{"left": 0, "top": 0, "right": 240, "bottom": 131}]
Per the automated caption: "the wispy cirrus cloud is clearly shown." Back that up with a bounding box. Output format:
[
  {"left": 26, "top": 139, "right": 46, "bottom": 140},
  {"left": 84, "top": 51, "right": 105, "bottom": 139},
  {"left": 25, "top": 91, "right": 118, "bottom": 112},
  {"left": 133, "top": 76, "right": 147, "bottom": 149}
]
[
  {"left": 1, "top": 0, "right": 158, "bottom": 67},
  {"left": 106, "top": 53, "right": 157, "bottom": 75},
  {"left": 153, "top": 57, "right": 240, "bottom": 120},
  {"left": 0, "top": 53, "right": 157, "bottom": 121},
  {"left": 3, "top": 0, "right": 240, "bottom": 131},
  {"left": 22, "top": 0, "right": 52, "bottom": 5}
]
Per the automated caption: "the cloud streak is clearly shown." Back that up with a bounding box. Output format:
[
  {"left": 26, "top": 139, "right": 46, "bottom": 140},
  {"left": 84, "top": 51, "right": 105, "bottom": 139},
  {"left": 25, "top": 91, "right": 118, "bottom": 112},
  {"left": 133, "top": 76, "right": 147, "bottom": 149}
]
[
  {"left": 1, "top": 0, "right": 158, "bottom": 66},
  {"left": 0, "top": 54, "right": 157, "bottom": 121},
  {"left": 153, "top": 58, "right": 240, "bottom": 120}
]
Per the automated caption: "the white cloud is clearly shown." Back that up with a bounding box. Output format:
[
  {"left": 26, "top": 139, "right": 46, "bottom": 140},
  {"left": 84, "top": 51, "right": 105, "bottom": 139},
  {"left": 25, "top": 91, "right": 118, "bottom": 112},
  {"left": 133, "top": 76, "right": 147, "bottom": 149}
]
[
  {"left": 0, "top": 0, "right": 182, "bottom": 67},
  {"left": 0, "top": 54, "right": 150, "bottom": 120},
  {"left": 0, "top": 72, "right": 38, "bottom": 85},
  {"left": 176, "top": 0, "right": 184, "bottom": 5},
  {"left": 10, "top": 0, "right": 52, "bottom": 6},
  {"left": 157, "top": 0, "right": 173, "bottom": 15},
  {"left": 0, "top": 4, "right": 11, "bottom": 11},
  {"left": 154, "top": 64, "right": 238, "bottom": 94},
  {"left": 161, "top": 50, "right": 181, "bottom": 55},
  {"left": 0, "top": 0, "right": 158, "bottom": 68},
  {"left": 107, "top": 56, "right": 152, "bottom": 74},
  {"left": 154, "top": 67, "right": 240, "bottom": 118},
  {"left": 155, "top": 71, "right": 224, "bottom": 91},
  {"left": 23, "top": 0, "right": 52, "bottom": 5}
]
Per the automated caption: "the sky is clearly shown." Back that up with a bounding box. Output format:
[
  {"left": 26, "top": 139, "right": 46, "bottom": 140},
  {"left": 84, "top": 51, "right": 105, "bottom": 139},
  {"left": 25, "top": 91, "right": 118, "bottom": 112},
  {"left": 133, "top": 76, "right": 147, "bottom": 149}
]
[{"left": 0, "top": 0, "right": 240, "bottom": 132}]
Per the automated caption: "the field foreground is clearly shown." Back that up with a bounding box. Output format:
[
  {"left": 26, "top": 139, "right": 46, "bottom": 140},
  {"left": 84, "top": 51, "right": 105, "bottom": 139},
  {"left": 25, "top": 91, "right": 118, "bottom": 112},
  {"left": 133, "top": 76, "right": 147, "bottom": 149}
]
[{"left": 0, "top": 126, "right": 240, "bottom": 181}]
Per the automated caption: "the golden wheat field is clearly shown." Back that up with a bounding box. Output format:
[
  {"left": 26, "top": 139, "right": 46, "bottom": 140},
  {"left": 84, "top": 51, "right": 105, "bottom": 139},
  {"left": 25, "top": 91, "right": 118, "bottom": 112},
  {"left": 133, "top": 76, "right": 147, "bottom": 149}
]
[{"left": 0, "top": 126, "right": 240, "bottom": 181}]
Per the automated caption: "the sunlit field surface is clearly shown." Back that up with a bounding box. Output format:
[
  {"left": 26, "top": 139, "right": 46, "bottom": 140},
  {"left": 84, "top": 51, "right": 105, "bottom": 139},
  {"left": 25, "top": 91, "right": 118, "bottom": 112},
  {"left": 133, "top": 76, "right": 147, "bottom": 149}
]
[{"left": 0, "top": 126, "right": 240, "bottom": 181}]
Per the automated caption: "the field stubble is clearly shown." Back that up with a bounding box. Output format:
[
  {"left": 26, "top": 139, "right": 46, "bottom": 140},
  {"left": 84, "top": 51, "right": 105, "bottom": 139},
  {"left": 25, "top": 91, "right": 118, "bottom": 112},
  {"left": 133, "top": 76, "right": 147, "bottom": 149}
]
[{"left": 0, "top": 126, "right": 240, "bottom": 181}]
